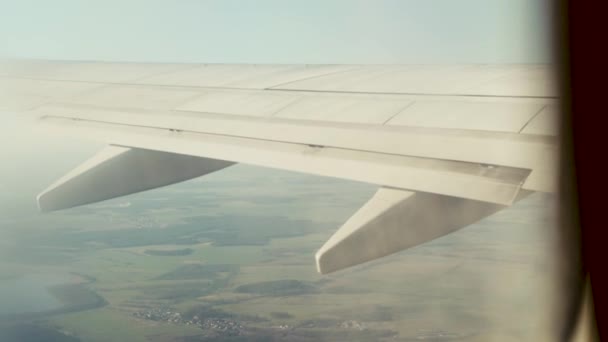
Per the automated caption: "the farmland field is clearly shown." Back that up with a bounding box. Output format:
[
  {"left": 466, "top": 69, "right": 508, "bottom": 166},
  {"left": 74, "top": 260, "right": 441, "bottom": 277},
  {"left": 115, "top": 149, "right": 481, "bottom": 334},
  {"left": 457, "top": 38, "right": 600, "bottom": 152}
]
[{"left": 0, "top": 165, "right": 559, "bottom": 341}]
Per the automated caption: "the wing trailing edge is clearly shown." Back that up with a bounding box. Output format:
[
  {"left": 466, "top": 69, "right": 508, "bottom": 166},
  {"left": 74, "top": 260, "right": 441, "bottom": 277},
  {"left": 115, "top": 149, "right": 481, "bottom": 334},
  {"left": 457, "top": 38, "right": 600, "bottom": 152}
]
[
  {"left": 38, "top": 115, "right": 533, "bottom": 205},
  {"left": 37, "top": 146, "right": 234, "bottom": 212}
]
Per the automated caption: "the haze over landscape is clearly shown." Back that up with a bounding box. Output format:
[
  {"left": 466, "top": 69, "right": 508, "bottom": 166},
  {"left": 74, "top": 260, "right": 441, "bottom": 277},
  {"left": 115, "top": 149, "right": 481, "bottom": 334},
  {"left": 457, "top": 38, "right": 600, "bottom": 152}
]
[{"left": 0, "top": 1, "right": 558, "bottom": 341}]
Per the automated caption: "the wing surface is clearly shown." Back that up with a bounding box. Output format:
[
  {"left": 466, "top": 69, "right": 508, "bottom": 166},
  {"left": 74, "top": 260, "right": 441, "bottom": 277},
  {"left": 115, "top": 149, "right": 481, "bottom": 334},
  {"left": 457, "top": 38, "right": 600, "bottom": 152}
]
[{"left": 0, "top": 60, "right": 559, "bottom": 273}]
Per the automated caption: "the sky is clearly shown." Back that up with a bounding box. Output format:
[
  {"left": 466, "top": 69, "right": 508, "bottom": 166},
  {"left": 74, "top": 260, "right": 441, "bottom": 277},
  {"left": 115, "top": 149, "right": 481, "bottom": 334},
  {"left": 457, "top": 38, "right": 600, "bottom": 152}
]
[{"left": 0, "top": 0, "right": 553, "bottom": 64}]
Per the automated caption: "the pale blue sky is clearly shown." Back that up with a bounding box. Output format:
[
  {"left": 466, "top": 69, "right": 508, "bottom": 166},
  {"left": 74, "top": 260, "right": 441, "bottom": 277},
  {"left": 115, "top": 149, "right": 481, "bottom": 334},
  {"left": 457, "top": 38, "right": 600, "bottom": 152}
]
[{"left": 0, "top": 0, "right": 552, "bottom": 64}]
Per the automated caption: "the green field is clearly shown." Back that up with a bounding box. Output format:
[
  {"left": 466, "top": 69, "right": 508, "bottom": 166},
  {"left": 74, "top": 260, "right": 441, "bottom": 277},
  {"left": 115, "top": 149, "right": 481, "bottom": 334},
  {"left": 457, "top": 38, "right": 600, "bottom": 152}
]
[{"left": 0, "top": 166, "right": 559, "bottom": 341}]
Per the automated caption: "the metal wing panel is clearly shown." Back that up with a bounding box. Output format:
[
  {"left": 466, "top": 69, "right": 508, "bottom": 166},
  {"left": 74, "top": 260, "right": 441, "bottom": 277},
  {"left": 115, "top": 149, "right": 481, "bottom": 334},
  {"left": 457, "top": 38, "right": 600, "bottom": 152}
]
[
  {"left": 271, "top": 65, "right": 556, "bottom": 97},
  {"left": 176, "top": 90, "right": 301, "bottom": 117},
  {"left": 0, "top": 77, "right": 99, "bottom": 112},
  {"left": 68, "top": 84, "right": 204, "bottom": 111},
  {"left": 385, "top": 99, "right": 544, "bottom": 132},
  {"left": 0, "top": 63, "right": 557, "bottom": 134},
  {"left": 0, "top": 60, "right": 558, "bottom": 135},
  {"left": 1, "top": 77, "right": 555, "bottom": 135},
  {"left": 272, "top": 94, "right": 412, "bottom": 124}
]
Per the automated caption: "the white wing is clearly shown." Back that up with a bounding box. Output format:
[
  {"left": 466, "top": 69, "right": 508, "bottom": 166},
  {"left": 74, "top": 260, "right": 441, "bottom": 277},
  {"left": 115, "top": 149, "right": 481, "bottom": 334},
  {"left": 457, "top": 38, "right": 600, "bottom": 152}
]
[{"left": 0, "top": 60, "right": 559, "bottom": 273}]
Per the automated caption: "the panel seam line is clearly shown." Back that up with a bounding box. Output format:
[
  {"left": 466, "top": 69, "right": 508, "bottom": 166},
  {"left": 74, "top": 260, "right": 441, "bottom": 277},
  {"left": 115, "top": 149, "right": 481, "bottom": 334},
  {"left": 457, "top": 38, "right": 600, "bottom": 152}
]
[{"left": 518, "top": 105, "right": 547, "bottom": 133}]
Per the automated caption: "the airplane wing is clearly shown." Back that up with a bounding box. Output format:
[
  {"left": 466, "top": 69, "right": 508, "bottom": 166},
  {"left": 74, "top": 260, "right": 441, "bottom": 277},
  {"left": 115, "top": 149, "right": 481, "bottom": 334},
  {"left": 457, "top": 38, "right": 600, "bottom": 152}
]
[{"left": 0, "top": 60, "right": 559, "bottom": 274}]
